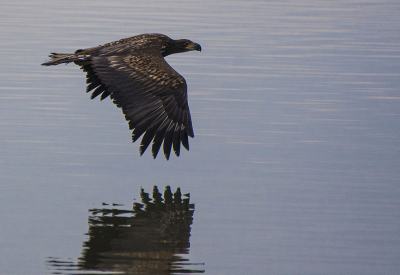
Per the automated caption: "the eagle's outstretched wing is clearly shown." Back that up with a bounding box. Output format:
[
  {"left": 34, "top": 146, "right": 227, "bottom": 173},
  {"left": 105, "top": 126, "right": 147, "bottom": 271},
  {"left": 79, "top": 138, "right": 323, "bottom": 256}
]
[{"left": 80, "top": 39, "right": 194, "bottom": 160}]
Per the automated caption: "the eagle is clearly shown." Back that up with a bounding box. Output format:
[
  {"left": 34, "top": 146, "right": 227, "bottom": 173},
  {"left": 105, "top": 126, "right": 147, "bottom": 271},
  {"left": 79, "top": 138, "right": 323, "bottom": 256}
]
[{"left": 42, "top": 33, "right": 201, "bottom": 160}]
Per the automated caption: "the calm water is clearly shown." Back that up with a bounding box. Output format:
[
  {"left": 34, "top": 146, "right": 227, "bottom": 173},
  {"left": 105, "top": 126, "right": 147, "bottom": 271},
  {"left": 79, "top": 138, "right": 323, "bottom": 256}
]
[{"left": 1, "top": 0, "right": 400, "bottom": 274}]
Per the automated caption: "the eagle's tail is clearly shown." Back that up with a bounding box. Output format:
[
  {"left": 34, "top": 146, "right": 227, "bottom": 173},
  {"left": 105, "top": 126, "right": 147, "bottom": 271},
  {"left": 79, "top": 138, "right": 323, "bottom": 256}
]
[{"left": 41, "top": 52, "right": 90, "bottom": 66}]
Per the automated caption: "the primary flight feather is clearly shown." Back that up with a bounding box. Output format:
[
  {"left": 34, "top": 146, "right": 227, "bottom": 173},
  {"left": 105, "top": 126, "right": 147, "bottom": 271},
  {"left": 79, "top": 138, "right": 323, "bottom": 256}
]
[{"left": 42, "top": 33, "right": 201, "bottom": 160}]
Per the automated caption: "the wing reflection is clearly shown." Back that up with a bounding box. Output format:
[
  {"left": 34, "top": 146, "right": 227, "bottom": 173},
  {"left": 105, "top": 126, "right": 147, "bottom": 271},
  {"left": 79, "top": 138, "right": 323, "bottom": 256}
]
[{"left": 46, "top": 186, "right": 204, "bottom": 274}]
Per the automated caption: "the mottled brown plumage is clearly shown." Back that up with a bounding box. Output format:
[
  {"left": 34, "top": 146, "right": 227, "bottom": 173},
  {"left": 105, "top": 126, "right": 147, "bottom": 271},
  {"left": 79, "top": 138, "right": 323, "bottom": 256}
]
[{"left": 42, "top": 33, "right": 201, "bottom": 159}]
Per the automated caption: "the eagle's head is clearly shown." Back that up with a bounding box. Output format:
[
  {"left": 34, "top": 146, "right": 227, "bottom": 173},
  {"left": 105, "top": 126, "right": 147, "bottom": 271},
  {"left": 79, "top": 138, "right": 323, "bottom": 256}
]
[{"left": 162, "top": 39, "right": 201, "bottom": 57}]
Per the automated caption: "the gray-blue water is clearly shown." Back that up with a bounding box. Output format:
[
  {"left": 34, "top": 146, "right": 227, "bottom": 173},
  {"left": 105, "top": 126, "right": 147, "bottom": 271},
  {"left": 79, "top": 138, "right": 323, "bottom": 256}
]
[{"left": 1, "top": 0, "right": 399, "bottom": 274}]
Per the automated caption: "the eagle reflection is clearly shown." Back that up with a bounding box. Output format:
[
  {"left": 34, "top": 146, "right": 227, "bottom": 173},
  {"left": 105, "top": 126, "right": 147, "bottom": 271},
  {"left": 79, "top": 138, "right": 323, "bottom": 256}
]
[{"left": 47, "top": 186, "right": 204, "bottom": 274}]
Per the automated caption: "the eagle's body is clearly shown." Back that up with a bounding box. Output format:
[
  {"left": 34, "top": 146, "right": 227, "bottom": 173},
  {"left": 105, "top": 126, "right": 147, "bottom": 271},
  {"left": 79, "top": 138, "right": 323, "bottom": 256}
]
[{"left": 42, "top": 33, "right": 201, "bottom": 159}]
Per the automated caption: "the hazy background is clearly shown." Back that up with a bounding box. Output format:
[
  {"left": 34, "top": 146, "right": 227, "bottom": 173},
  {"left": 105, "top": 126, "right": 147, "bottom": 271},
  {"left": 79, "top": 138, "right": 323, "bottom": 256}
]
[{"left": 1, "top": 0, "right": 399, "bottom": 274}]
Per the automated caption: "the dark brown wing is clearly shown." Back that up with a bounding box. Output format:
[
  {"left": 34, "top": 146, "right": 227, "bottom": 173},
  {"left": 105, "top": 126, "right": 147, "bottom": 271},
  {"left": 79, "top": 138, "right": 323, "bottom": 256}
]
[{"left": 83, "top": 40, "right": 194, "bottom": 160}]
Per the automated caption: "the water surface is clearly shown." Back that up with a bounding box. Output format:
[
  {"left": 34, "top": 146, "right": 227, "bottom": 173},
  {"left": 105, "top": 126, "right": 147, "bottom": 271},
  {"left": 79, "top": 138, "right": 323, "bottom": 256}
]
[{"left": 0, "top": 0, "right": 399, "bottom": 274}]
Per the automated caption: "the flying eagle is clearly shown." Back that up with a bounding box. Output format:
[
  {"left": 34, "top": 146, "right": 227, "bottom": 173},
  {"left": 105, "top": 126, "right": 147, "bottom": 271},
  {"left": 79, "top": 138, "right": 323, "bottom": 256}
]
[{"left": 42, "top": 33, "right": 201, "bottom": 160}]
